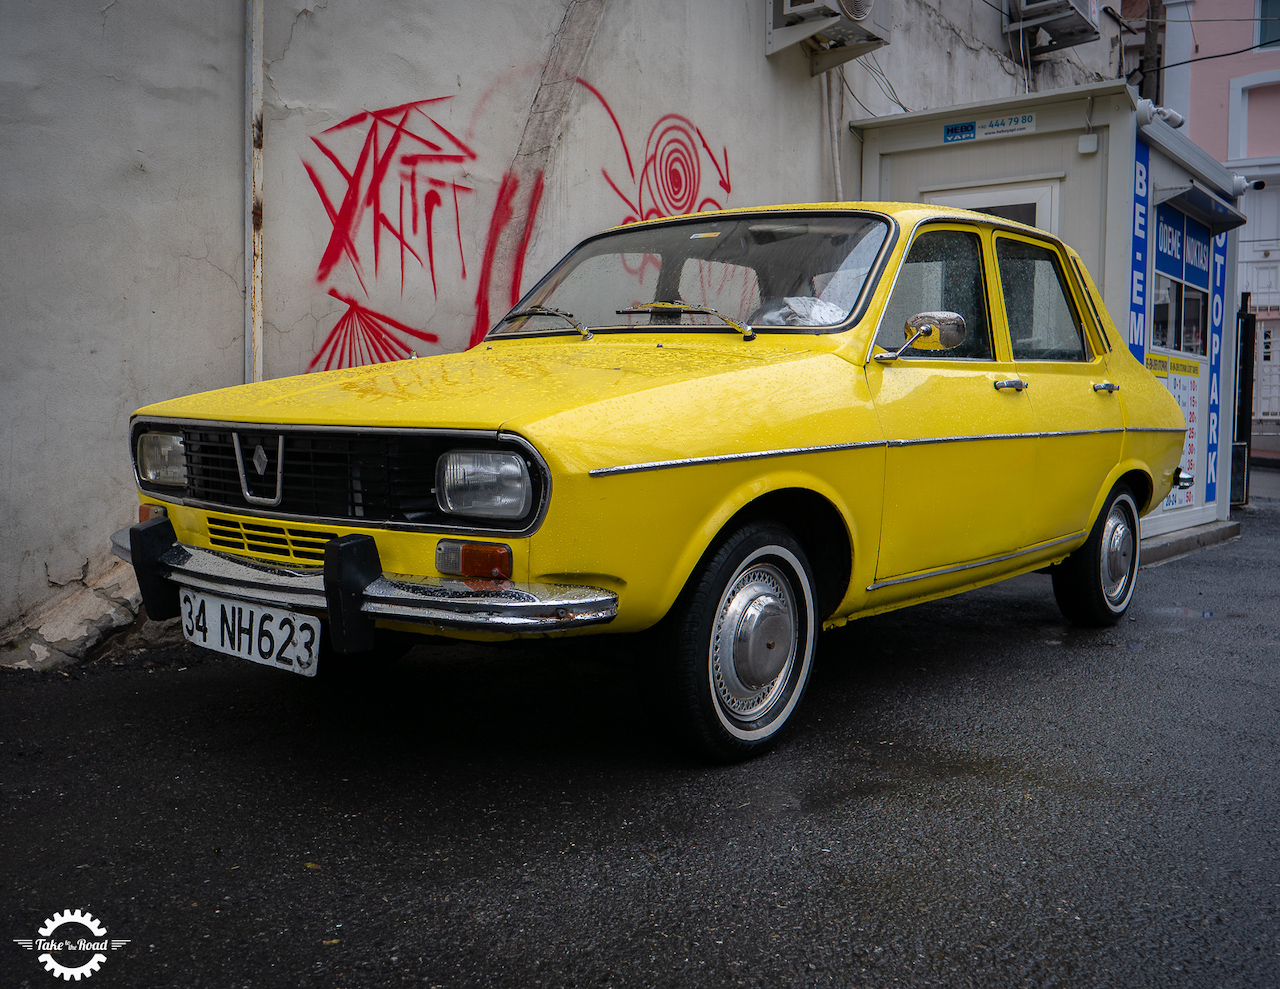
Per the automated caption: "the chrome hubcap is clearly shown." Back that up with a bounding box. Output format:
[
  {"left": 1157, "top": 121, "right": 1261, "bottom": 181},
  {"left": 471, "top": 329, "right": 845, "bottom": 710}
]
[
  {"left": 712, "top": 563, "right": 797, "bottom": 720},
  {"left": 1101, "top": 502, "right": 1135, "bottom": 605}
]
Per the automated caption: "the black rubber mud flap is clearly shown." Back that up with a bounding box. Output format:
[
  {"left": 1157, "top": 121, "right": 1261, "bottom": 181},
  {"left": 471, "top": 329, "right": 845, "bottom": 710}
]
[
  {"left": 323, "top": 534, "right": 382, "bottom": 654},
  {"left": 129, "top": 517, "right": 181, "bottom": 620}
]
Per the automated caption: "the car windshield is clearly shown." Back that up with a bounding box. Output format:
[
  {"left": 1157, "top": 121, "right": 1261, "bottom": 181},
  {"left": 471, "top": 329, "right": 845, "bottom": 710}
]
[{"left": 488, "top": 212, "right": 891, "bottom": 338}]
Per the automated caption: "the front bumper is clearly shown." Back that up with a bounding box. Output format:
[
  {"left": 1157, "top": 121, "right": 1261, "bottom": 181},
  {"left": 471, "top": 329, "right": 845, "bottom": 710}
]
[{"left": 111, "top": 521, "right": 617, "bottom": 647}]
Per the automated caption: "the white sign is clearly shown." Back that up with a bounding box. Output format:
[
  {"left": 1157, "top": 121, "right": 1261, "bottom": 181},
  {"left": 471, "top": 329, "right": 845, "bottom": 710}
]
[
  {"left": 944, "top": 113, "right": 1036, "bottom": 143},
  {"left": 977, "top": 113, "right": 1036, "bottom": 140}
]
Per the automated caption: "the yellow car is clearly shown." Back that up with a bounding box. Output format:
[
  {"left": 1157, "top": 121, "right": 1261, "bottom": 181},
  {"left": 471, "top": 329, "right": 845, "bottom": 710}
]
[{"left": 114, "top": 203, "right": 1188, "bottom": 760}]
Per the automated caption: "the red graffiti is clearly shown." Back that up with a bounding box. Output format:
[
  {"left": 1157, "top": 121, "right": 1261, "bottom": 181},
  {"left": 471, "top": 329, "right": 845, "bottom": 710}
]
[
  {"left": 576, "top": 80, "right": 731, "bottom": 224},
  {"left": 305, "top": 82, "right": 733, "bottom": 370},
  {"left": 305, "top": 98, "right": 476, "bottom": 293},
  {"left": 308, "top": 289, "right": 440, "bottom": 372}
]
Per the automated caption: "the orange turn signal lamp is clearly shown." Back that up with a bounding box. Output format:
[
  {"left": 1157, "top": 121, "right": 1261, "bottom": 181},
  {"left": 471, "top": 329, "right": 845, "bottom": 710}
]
[
  {"left": 139, "top": 504, "right": 168, "bottom": 523},
  {"left": 435, "top": 539, "right": 512, "bottom": 580}
]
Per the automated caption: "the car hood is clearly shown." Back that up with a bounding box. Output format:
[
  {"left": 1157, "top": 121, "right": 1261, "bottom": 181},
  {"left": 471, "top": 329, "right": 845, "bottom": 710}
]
[{"left": 135, "top": 337, "right": 847, "bottom": 431}]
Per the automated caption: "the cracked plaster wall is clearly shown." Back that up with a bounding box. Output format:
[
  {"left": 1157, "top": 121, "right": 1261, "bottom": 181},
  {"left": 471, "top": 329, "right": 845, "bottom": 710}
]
[{"left": 0, "top": 0, "right": 244, "bottom": 630}]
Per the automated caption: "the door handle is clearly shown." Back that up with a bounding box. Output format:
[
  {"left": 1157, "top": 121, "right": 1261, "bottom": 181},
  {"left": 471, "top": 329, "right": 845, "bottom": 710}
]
[
  {"left": 1092, "top": 381, "right": 1120, "bottom": 393},
  {"left": 994, "top": 379, "right": 1029, "bottom": 391}
]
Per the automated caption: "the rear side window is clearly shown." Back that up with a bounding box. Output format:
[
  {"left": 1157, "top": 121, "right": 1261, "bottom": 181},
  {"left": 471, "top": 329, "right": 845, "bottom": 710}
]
[{"left": 996, "top": 238, "right": 1089, "bottom": 362}]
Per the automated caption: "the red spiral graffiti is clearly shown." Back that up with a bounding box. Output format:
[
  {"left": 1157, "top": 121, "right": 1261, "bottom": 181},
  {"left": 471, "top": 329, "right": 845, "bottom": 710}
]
[{"left": 641, "top": 115, "right": 701, "bottom": 218}]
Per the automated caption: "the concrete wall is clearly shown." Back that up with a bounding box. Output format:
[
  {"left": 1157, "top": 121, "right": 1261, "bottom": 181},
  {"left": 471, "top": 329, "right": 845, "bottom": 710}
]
[
  {"left": 0, "top": 0, "right": 1123, "bottom": 635},
  {"left": 0, "top": 0, "right": 245, "bottom": 631}
]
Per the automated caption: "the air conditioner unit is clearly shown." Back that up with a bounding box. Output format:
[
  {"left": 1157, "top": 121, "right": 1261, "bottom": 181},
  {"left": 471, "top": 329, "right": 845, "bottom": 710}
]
[
  {"left": 1005, "top": 0, "right": 1100, "bottom": 56},
  {"left": 766, "top": 0, "right": 894, "bottom": 76}
]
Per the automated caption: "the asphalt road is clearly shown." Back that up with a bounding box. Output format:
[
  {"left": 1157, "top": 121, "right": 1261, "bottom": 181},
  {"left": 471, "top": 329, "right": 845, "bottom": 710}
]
[{"left": 4, "top": 497, "right": 1279, "bottom": 988}]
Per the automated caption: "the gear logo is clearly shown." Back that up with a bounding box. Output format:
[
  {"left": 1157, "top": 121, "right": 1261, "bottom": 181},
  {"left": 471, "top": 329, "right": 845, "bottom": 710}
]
[{"left": 13, "top": 909, "right": 129, "bottom": 981}]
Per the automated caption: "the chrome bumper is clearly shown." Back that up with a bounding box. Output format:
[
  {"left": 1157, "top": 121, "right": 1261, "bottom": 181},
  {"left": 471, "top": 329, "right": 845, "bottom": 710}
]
[{"left": 110, "top": 525, "right": 617, "bottom": 635}]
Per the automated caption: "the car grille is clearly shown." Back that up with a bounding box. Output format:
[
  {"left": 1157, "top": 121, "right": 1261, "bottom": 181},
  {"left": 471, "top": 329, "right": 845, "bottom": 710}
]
[
  {"left": 206, "top": 515, "right": 337, "bottom": 565},
  {"left": 172, "top": 425, "right": 543, "bottom": 531}
]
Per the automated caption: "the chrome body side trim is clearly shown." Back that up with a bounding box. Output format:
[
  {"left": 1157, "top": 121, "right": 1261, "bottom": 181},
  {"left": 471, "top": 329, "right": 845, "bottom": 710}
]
[
  {"left": 1040, "top": 428, "right": 1126, "bottom": 438},
  {"left": 593, "top": 427, "right": 1136, "bottom": 474},
  {"left": 887, "top": 427, "right": 1125, "bottom": 448},
  {"left": 588, "top": 440, "right": 886, "bottom": 478},
  {"left": 110, "top": 529, "right": 617, "bottom": 632},
  {"left": 888, "top": 432, "right": 1029, "bottom": 448},
  {"left": 867, "top": 532, "right": 1083, "bottom": 591},
  {"left": 1126, "top": 426, "right": 1188, "bottom": 434}
]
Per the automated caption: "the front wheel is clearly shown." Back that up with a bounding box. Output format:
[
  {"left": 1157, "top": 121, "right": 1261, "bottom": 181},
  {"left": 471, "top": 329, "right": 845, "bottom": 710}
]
[
  {"left": 669, "top": 522, "right": 819, "bottom": 762},
  {"left": 1052, "top": 486, "right": 1141, "bottom": 626}
]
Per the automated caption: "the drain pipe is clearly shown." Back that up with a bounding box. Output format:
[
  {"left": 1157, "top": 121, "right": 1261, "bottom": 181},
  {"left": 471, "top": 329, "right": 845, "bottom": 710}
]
[
  {"left": 825, "top": 69, "right": 844, "bottom": 202},
  {"left": 244, "top": 0, "right": 264, "bottom": 383}
]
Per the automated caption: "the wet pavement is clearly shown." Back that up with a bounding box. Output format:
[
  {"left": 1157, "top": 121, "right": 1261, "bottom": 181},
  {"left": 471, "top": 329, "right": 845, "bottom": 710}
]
[{"left": 3, "top": 501, "right": 1279, "bottom": 988}]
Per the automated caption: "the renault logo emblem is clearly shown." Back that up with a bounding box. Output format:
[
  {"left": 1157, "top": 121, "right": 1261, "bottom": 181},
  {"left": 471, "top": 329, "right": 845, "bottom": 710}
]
[{"left": 252, "top": 444, "right": 269, "bottom": 476}]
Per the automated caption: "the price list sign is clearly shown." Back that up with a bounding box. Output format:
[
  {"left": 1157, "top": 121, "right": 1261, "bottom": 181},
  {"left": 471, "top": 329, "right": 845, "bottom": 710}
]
[{"left": 1163, "top": 358, "right": 1200, "bottom": 509}]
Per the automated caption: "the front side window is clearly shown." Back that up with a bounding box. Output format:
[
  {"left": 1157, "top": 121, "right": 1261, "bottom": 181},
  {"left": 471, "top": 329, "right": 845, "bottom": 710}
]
[
  {"left": 488, "top": 213, "right": 891, "bottom": 338},
  {"left": 996, "top": 238, "right": 1089, "bottom": 362},
  {"left": 876, "top": 229, "right": 994, "bottom": 360}
]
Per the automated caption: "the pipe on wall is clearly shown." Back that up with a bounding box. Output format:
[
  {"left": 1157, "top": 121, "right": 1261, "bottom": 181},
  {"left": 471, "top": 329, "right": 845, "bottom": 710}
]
[{"left": 244, "top": 0, "right": 264, "bottom": 383}]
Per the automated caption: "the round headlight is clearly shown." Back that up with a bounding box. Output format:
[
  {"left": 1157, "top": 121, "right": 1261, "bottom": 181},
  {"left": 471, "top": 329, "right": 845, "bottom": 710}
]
[
  {"left": 436, "top": 450, "right": 532, "bottom": 519},
  {"left": 136, "top": 432, "right": 187, "bottom": 487}
]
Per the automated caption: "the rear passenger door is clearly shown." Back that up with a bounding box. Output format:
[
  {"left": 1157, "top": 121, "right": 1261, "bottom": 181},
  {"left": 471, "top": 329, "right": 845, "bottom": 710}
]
[{"left": 993, "top": 233, "right": 1125, "bottom": 546}]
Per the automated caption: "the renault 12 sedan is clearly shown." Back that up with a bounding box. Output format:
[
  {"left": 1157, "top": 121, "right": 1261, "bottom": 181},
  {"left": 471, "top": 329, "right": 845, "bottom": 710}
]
[{"left": 113, "top": 203, "right": 1189, "bottom": 760}]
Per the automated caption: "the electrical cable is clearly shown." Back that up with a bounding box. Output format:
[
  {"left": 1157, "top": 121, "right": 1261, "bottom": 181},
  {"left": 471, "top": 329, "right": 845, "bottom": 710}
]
[
  {"left": 867, "top": 52, "right": 911, "bottom": 112},
  {"left": 1157, "top": 40, "right": 1277, "bottom": 70},
  {"left": 840, "top": 69, "right": 878, "bottom": 118}
]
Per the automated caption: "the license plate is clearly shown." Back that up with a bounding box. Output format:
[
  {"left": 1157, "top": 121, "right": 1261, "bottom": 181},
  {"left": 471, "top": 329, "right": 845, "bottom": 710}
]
[{"left": 178, "top": 587, "right": 320, "bottom": 676}]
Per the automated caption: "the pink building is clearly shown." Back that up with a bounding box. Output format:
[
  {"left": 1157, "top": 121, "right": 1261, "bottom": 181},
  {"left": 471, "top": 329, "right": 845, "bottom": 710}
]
[{"left": 1130, "top": 0, "right": 1280, "bottom": 457}]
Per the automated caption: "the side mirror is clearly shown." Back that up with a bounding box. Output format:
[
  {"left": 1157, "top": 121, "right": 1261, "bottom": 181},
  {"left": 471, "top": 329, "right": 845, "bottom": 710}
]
[
  {"left": 875, "top": 310, "right": 967, "bottom": 363},
  {"left": 903, "top": 311, "right": 967, "bottom": 351}
]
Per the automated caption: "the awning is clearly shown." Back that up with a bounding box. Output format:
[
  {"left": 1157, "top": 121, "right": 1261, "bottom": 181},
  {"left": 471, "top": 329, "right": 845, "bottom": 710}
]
[{"left": 1153, "top": 179, "right": 1247, "bottom": 234}]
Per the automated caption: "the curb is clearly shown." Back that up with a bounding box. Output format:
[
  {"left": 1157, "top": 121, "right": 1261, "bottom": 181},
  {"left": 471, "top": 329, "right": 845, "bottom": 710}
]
[{"left": 1140, "top": 519, "right": 1241, "bottom": 567}]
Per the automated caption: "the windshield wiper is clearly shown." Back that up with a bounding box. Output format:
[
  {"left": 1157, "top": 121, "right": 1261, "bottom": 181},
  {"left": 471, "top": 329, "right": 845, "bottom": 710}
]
[
  {"left": 504, "top": 305, "right": 592, "bottom": 340},
  {"left": 616, "top": 302, "right": 756, "bottom": 341}
]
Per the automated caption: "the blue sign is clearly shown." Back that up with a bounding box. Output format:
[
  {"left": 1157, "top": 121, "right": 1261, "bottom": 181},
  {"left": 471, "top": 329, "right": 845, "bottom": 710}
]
[
  {"left": 1154, "top": 203, "right": 1184, "bottom": 281},
  {"left": 1128, "top": 140, "right": 1150, "bottom": 362},
  {"left": 1183, "top": 217, "right": 1211, "bottom": 291},
  {"left": 944, "top": 121, "right": 976, "bottom": 143},
  {"left": 1205, "top": 232, "right": 1226, "bottom": 503},
  {"left": 1153, "top": 206, "right": 1212, "bottom": 293}
]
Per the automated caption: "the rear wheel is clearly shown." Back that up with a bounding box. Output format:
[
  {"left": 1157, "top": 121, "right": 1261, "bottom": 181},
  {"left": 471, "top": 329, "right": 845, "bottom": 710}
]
[
  {"left": 669, "top": 522, "right": 818, "bottom": 762},
  {"left": 1052, "top": 485, "right": 1140, "bottom": 626}
]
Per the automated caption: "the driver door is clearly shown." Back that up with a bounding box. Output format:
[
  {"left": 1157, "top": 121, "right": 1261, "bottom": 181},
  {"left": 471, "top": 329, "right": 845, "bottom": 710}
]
[{"left": 866, "top": 224, "right": 1036, "bottom": 594}]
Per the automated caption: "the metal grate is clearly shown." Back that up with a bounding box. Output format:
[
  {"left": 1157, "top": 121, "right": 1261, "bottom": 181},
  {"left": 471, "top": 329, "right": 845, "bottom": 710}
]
[
  {"left": 177, "top": 426, "right": 542, "bottom": 530},
  {"left": 206, "top": 515, "right": 337, "bottom": 565}
]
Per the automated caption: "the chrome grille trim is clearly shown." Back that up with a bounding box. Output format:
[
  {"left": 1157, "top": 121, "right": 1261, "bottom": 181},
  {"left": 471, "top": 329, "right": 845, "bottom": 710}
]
[{"left": 130, "top": 418, "right": 551, "bottom": 537}]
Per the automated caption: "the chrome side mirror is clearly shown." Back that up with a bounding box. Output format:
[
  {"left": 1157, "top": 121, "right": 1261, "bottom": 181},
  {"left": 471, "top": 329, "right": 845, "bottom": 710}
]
[{"left": 874, "top": 311, "right": 967, "bottom": 363}]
